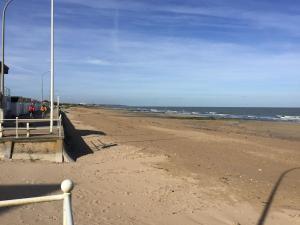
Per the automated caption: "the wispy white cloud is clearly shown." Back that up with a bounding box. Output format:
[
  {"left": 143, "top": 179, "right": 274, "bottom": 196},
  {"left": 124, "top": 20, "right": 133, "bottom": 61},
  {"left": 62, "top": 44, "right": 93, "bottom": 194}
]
[
  {"left": 60, "top": 0, "right": 300, "bottom": 36},
  {"left": 85, "top": 58, "right": 112, "bottom": 66}
]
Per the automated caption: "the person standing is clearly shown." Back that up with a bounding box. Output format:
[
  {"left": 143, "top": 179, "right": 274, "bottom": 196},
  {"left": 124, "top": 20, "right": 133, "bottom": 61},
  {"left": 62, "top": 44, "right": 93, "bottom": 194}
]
[
  {"left": 28, "top": 102, "right": 35, "bottom": 118},
  {"left": 40, "top": 104, "right": 47, "bottom": 118}
]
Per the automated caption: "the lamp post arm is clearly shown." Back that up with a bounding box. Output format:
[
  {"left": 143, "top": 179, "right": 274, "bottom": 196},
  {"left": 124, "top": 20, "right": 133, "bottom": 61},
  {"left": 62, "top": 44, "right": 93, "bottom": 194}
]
[{"left": 1, "top": 0, "right": 14, "bottom": 88}]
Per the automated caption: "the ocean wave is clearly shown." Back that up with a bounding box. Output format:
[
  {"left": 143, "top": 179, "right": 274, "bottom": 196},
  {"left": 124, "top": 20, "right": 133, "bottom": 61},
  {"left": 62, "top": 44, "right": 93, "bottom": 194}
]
[
  {"left": 276, "top": 115, "right": 300, "bottom": 121},
  {"left": 127, "top": 107, "right": 300, "bottom": 122},
  {"left": 165, "top": 110, "right": 178, "bottom": 114}
]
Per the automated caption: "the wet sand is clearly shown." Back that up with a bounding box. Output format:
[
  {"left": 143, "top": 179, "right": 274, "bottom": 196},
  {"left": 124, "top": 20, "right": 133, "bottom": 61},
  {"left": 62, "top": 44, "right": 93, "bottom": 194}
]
[{"left": 0, "top": 106, "right": 299, "bottom": 224}]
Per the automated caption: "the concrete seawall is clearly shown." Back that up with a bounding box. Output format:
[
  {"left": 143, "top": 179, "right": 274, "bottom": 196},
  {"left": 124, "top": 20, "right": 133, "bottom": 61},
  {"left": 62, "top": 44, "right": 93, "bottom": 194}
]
[
  {"left": 61, "top": 111, "right": 93, "bottom": 161},
  {"left": 0, "top": 136, "right": 65, "bottom": 162}
]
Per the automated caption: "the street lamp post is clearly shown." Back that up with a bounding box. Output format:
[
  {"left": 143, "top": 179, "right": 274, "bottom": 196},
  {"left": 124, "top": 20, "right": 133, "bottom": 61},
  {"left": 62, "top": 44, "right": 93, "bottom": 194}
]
[
  {"left": 50, "top": 0, "right": 54, "bottom": 133},
  {"left": 41, "top": 71, "right": 50, "bottom": 102},
  {"left": 42, "top": 73, "right": 43, "bottom": 102},
  {"left": 0, "top": 0, "right": 55, "bottom": 132},
  {"left": 1, "top": 0, "right": 14, "bottom": 121}
]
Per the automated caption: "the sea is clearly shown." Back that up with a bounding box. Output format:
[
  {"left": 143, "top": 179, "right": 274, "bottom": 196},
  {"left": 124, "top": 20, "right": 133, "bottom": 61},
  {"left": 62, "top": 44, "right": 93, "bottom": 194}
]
[{"left": 111, "top": 106, "right": 300, "bottom": 122}]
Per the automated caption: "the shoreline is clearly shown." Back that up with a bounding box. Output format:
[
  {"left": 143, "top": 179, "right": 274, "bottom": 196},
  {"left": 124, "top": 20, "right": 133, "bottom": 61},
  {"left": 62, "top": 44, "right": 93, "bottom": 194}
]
[
  {"left": 78, "top": 105, "right": 300, "bottom": 142},
  {"left": 78, "top": 105, "right": 300, "bottom": 123}
]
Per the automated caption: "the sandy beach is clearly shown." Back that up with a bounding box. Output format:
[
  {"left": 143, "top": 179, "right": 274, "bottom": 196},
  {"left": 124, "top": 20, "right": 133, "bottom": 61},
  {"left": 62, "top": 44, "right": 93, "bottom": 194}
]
[{"left": 0, "top": 106, "right": 299, "bottom": 225}]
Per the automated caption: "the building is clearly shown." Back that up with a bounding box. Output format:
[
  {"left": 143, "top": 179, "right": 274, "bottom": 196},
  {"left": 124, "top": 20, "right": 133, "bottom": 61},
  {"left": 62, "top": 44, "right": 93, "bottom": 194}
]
[{"left": 0, "top": 61, "right": 9, "bottom": 74}]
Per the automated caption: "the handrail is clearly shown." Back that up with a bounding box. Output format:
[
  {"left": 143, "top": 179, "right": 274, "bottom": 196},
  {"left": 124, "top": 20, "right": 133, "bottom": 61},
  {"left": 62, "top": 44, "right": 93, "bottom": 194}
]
[
  {"left": 0, "top": 114, "right": 62, "bottom": 138},
  {"left": 1, "top": 118, "right": 61, "bottom": 122},
  {"left": 0, "top": 194, "right": 63, "bottom": 207},
  {"left": 0, "top": 179, "right": 74, "bottom": 225},
  {"left": 3, "top": 127, "right": 53, "bottom": 130}
]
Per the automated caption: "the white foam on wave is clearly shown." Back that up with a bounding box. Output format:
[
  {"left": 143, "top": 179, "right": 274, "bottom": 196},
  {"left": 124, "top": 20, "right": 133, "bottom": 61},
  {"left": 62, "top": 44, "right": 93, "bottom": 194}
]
[
  {"left": 277, "top": 115, "right": 300, "bottom": 121},
  {"left": 129, "top": 107, "right": 300, "bottom": 123}
]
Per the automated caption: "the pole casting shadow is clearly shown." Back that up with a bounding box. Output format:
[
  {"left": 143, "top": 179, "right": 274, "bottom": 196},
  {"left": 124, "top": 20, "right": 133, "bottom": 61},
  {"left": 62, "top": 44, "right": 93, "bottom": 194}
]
[{"left": 257, "top": 167, "right": 300, "bottom": 225}]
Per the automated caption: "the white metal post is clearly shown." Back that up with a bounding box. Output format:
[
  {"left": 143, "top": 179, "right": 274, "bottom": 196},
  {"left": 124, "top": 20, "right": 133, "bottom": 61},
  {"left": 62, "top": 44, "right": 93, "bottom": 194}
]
[
  {"left": 41, "top": 73, "right": 43, "bottom": 102},
  {"left": 0, "top": 122, "right": 2, "bottom": 137},
  {"left": 15, "top": 116, "right": 18, "bottom": 138},
  {"left": 0, "top": 179, "right": 75, "bottom": 225},
  {"left": 26, "top": 122, "right": 29, "bottom": 138},
  {"left": 50, "top": 0, "right": 54, "bottom": 133},
  {"left": 61, "top": 179, "right": 74, "bottom": 225},
  {"left": 58, "top": 114, "right": 62, "bottom": 137},
  {"left": 57, "top": 95, "right": 60, "bottom": 118},
  {"left": 41, "top": 71, "right": 50, "bottom": 103}
]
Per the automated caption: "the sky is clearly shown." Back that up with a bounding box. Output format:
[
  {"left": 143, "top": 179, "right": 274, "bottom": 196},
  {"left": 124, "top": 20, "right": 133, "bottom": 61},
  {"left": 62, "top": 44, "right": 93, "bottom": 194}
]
[{"left": 2, "top": 0, "right": 300, "bottom": 107}]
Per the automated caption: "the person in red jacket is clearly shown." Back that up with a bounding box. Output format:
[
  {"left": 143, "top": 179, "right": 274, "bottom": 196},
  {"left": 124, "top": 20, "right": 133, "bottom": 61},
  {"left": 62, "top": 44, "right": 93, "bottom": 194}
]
[{"left": 28, "top": 102, "right": 35, "bottom": 118}]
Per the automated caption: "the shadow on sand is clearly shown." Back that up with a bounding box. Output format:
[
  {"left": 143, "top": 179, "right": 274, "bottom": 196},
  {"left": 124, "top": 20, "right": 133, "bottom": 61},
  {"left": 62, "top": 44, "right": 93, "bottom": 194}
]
[
  {"left": 61, "top": 112, "right": 106, "bottom": 161},
  {"left": 257, "top": 167, "right": 300, "bottom": 225},
  {"left": 0, "top": 183, "right": 60, "bottom": 215}
]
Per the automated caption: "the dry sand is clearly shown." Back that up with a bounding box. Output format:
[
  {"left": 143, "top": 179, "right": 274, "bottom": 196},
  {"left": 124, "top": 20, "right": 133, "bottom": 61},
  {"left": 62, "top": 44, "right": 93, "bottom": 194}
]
[{"left": 0, "top": 106, "right": 299, "bottom": 225}]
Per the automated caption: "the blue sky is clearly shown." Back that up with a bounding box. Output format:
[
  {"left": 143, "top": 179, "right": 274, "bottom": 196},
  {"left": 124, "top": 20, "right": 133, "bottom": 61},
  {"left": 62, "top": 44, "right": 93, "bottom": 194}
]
[{"left": 2, "top": 0, "right": 300, "bottom": 106}]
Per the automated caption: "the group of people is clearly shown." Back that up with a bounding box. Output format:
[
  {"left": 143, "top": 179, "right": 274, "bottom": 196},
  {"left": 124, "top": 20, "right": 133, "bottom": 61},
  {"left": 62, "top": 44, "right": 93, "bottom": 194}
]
[{"left": 28, "top": 102, "right": 48, "bottom": 118}]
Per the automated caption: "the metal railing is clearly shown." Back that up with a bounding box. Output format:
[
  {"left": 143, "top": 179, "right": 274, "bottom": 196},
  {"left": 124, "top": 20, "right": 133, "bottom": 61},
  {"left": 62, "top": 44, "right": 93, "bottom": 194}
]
[
  {"left": 0, "top": 114, "right": 62, "bottom": 138},
  {"left": 0, "top": 179, "right": 74, "bottom": 225}
]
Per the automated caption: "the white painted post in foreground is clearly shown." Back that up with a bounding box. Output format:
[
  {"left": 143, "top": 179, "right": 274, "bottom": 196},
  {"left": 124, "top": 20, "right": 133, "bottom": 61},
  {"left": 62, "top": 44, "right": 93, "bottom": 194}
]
[
  {"left": 50, "top": 0, "right": 54, "bottom": 133},
  {"left": 0, "top": 179, "right": 75, "bottom": 225},
  {"left": 58, "top": 114, "right": 62, "bottom": 137},
  {"left": 57, "top": 95, "right": 60, "bottom": 118},
  {"left": 61, "top": 179, "right": 74, "bottom": 225},
  {"left": 0, "top": 122, "right": 2, "bottom": 137},
  {"left": 26, "top": 122, "right": 29, "bottom": 138},
  {"left": 15, "top": 116, "right": 18, "bottom": 138}
]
